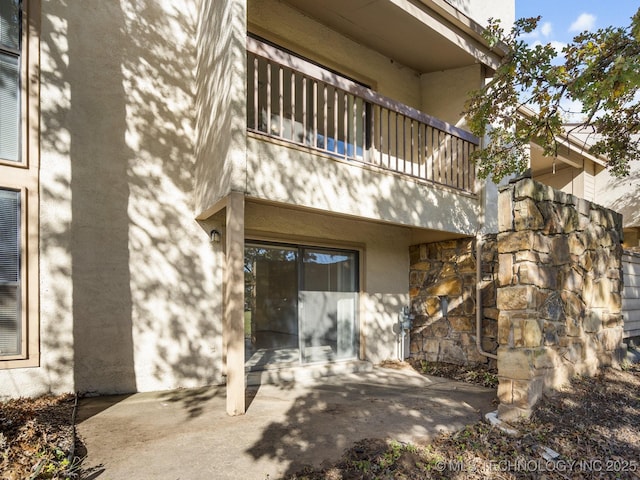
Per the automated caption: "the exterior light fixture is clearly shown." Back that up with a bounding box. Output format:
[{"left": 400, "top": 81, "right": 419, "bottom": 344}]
[{"left": 210, "top": 229, "right": 221, "bottom": 243}]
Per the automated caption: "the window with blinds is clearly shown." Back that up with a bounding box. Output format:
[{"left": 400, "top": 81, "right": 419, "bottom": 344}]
[
  {"left": 0, "top": 0, "right": 21, "bottom": 163},
  {"left": 0, "top": 0, "right": 37, "bottom": 367},
  {"left": 0, "top": 188, "right": 20, "bottom": 357}
]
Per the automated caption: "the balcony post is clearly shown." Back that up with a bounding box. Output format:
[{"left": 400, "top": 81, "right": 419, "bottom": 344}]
[{"left": 224, "top": 192, "right": 245, "bottom": 415}]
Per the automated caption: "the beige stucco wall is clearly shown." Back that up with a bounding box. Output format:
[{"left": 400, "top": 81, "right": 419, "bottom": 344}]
[
  {"left": 443, "top": 0, "right": 515, "bottom": 28},
  {"left": 245, "top": 202, "right": 421, "bottom": 362},
  {"left": 194, "top": 0, "right": 247, "bottom": 217},
  {"left": 535, "top": 167, "right": 584, "bottom": 198},
  {"left": 420, "top": 64, "right": 484, "bottom": 129},
  {"left": 0, "top": 0, "right": 224, "bottom": 398},
  {"left": 247, "top": 137, "right": 481, "bottom": 235},
  {"left": 248, "top": 0, "right": 423, "bottom": 110},
  {"left": 245, "top": 0, "right": 487, "bottom": 236}
]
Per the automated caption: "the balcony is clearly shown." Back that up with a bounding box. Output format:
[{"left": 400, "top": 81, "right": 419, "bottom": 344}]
[{"left": 246, "top": 36, "right": 479, "bottom": 195}]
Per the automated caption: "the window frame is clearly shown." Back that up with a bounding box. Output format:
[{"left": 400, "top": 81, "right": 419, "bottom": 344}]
[{"left": 0, "top": 0, "right": 39, "bottom": 369}]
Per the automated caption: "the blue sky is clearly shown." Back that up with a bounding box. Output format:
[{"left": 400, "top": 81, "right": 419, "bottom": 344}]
[
  {"left": 515, "top": 1, "right": 638, "bottom": 46},
  {"left": 513, "top": 2, "right": 638, "bottom": 118}
]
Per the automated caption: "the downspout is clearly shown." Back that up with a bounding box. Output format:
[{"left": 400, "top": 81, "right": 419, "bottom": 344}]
[
  {"left": 476, "top": 234, "right": 497, "bottom": 360},
  {"left": 475, "top": 109, "right": 498, "bottom": 360}
]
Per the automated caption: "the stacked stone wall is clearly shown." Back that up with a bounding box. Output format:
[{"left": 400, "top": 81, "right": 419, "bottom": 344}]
[
  {"left": 409, "top": 236, "right": 498, "bottom": 366},
  {"left": 497, "top": 179, "right": 624, "bottom": 420}
]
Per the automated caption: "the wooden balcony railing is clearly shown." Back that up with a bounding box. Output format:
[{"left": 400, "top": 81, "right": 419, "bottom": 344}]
[{"left": 246, "top": 36, "right": 479, "bottom": 194}]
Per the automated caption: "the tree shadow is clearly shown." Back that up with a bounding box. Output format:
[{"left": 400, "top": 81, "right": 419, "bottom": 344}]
[
  {"left": 245, "top": 368, "right": 496, "bottom": 477},
  {"left": 36, "top": 0, "right": 222, "bottom": 397}
]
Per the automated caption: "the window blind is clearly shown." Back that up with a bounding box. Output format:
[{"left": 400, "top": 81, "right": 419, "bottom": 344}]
[
  {"left": 0, "top": 188, "right": 20, "bottom": 356},
  {"left": 0, "top": 0, "right": 20, "bottom": 162}
]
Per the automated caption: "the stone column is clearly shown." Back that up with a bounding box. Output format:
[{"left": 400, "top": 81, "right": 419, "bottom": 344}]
[{"left": 496, "top": 179, "right": 624, "bottom": 421}]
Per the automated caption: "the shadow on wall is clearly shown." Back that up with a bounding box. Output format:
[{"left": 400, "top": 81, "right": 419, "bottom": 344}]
[
  {"left": 606, "top": 162, "right": 640, "bottom": 230},
  {"left": 39, "top": 0, "right": 221, "bottom": 395},
  {"left": 246, "top": 137, "right": 480, "bottom": 236},
  {"left": 194, "top": 0, "right": 247, "bottom": 214}
]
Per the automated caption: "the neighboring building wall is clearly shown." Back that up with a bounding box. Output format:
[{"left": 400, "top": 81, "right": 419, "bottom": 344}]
[
  {"left": 622, "top": 251, "right": 640, "bottom": 339},
  {"left": 595, "top": 159, "right": 640, "bottom": 250},
  {"left": 496, "top": 179, "right": 624, "bottom": 420},
  {"left": 534, "top": 166, "right": 585, "bottom": 199},
  {"left": 409, "top": 236, "right": 498, "bottom": 366},
  {"left": 1, "top": 0, "right": 222, "bottom": 398}
]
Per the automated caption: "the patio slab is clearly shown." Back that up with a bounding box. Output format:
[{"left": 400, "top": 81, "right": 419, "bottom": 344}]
[{"left": 76, "top": 366, "right": 496, "bottom": 479}]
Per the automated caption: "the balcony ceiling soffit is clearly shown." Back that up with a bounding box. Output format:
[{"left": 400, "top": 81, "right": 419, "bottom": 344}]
[{"left": 283, "top": 0, "right": 499, "bottom": 73}]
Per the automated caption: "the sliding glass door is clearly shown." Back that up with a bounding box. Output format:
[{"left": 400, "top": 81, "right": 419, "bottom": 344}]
[
  {"left": 299, "top": 248, "right": 358, "bottom": 363},
  {"left": 244, "top": 242, "right": 359, "bottom": 368}
]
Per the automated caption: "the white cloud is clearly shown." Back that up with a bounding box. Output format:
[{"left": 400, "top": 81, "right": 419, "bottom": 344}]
[
  {"left": 540, "top": 22, "right": 552, "bottom": 37},
  {"left": 560, "top": 98, "right": 585, "bottom": 122},
  {"left": 569, "top": 13, "right": 596, "bottom": 33},
  {"left": 529, "top": 40, "right": 566, "bottom": 59},
  {"left": 521, "top": 21, "right": 553, "bottom": 40},
  {"left": 550, "top": 41, "right": 567, "bottom": 56}
]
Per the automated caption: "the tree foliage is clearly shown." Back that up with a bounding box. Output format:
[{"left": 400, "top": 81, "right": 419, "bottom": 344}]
[{"left": 465, "top": 9, "right": 640, "bottom": 181}]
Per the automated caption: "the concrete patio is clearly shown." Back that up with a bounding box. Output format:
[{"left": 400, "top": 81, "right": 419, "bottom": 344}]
[{"left": 76, "top": 366, "right": 496, "bottom": 480}]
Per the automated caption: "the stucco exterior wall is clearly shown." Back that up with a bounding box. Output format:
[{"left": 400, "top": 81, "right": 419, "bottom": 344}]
[
  {"left": 0, "top": 0, "right": 223, "bottom": 398},
  {"left": 194, "top": 0, "right": 247, "bottom": 216},
  {"left": 246, "top": 137, "right": 481, "bottom": 235},
  {"left": 535, "top": 167, "right": 585, "bottom": 198},
  {"left": 245, "top": 202, "right": 415, "bottom": 363},
  {"left": 248, "top": 0, "right": 422, "bottom": 110},
  {"left": 420, "top": 64, "right": 483, "bottom": 129},
  {"left": 443, "top": 0, "right": 515, "bottom": 28}
]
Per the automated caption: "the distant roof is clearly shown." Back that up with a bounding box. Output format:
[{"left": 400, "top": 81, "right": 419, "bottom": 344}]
[{"left": 517, "top": 106, "right": 608, "bottom": 166}]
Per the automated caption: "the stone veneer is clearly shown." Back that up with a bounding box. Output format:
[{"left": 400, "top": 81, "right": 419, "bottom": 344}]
[
  {"left": 496, "top": 179, "right": 625, "bottom": 420},
  {"left": 409, "top": 236, "right": 498, "bottom": 366}
]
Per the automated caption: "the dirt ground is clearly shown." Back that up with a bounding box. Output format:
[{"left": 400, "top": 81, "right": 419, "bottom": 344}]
[
  {"left": 286, "top": 361, "right": 640, "bottom": 480},
  {"left": 0, "top": 394, "right": 79, "bottom": 480},
  {"left": 1, "top": 361, "right": 638, "bottom": 480}
]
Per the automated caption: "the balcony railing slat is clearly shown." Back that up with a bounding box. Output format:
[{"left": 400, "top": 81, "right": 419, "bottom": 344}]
[
  {"left": 247, "top": 36, "right": 479, "bottom": 146},
  {"left": 246, "top": 37, "right": 477, "bottom": 194}
]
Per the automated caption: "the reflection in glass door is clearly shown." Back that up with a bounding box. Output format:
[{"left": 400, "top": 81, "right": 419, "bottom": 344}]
[
  {"left": 244, "top": 245, "right": 299, "bottom": 369},
  {"left": 299, "top": 248, "right": 358, "bottom": 363},
  {"left": 244, "top": 243, "right": 359, "bottom": 369}
]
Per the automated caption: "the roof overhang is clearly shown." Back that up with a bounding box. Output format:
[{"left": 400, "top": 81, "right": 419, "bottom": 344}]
[{"left": 281, "top": 0, "right": 504, "bottom": 73}]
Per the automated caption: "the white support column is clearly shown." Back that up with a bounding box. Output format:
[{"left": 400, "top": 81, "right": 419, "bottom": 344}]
[{"left": 224, "top": 192, "right": 245, "bottom": 416}]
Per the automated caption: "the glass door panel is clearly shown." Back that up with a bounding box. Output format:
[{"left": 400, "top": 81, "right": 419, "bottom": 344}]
[
  {"left": 299, "top": 248, "right": 358, "bottom": 363},
  {"left": 244, "top": 244, "right": 299, "bottom": 368},
  {"left": 245, "top": 243, "right": 359, "bottom": 369}
]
